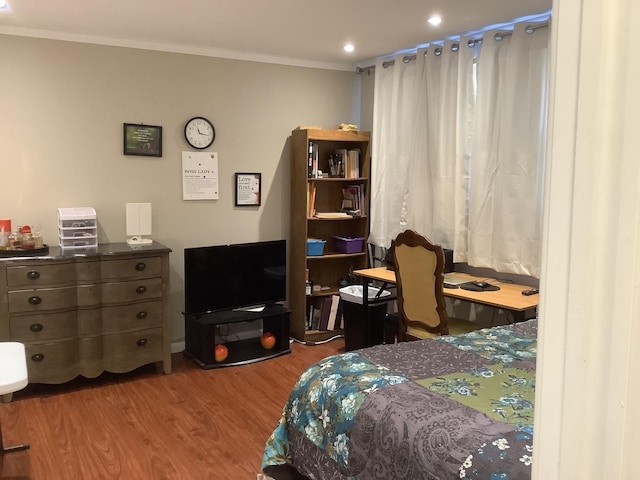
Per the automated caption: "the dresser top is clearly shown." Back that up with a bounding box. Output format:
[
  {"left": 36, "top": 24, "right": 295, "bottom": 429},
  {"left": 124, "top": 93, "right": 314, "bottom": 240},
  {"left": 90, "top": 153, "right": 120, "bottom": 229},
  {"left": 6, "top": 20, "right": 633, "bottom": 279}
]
[{"left": 0, "top": 241, "right": 172, "bottom": 262}]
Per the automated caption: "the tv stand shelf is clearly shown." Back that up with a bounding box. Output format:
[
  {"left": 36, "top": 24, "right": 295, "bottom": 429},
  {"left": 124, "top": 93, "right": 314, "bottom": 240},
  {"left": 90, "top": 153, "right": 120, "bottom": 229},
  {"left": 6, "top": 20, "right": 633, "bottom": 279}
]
[{"left": 183, "top": 304, "right": 291, "bottom": 369}]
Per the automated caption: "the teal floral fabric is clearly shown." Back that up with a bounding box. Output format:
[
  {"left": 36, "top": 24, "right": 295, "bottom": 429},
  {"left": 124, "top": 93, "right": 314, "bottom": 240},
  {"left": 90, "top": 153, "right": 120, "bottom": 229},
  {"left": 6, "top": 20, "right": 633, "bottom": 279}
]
[
  {"left": 262, "top": 352, "right": 408, "bottom": 471},
  {"left": 436, "top": 327, "right": 537, "bottom": 365}
]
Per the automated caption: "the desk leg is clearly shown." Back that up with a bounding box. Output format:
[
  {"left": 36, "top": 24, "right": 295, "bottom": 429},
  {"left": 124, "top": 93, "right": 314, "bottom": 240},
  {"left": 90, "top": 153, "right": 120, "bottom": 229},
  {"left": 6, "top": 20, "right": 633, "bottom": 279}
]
[
  {"left": 512, "top": 309, "right": 536, "bottom": 323},
  {"left": 362, "top": 276, "right": 370, "bottom": 347}
]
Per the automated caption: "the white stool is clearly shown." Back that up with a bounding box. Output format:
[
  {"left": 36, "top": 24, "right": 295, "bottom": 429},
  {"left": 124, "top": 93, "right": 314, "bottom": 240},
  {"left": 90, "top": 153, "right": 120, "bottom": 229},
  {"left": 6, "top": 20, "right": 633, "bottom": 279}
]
[{"left": 0, "top": 342, "right": 30, "bottom": 454}]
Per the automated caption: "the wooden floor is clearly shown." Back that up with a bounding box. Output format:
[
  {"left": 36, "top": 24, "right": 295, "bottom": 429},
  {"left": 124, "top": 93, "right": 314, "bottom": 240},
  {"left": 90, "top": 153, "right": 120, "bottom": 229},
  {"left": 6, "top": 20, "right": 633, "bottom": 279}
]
[{"left": 0, "top": 338, "right": 345, "bottom": 479}]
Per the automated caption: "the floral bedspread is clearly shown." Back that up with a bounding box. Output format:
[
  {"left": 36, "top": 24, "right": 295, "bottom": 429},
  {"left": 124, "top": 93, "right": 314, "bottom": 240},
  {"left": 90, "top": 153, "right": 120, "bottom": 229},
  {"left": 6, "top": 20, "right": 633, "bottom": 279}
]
[{"left": 262, "top": 320, "right": 537, "bottom": 480}]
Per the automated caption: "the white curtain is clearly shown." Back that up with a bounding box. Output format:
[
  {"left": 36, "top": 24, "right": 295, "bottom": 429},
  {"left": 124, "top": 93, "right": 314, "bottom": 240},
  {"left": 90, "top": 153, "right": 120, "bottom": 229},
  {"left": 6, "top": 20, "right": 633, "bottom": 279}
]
[
  {"left": 405, "top": 41, "right": 475, "bottom": 258},
  {"left": 370, "top": 21, "right": 549, "bottom": 275},
  {"left": 468, "top": 24, "right": 549, "bottom": 276},
  {"left": 369, "top": 54, "right": 416, "bottom": 247}
]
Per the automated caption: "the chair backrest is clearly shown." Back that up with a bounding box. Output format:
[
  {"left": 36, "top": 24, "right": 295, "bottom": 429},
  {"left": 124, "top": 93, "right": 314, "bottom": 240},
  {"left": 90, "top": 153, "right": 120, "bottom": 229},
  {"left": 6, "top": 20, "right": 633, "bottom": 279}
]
[{"left": 392, "top": 230, "right": 448, "bottom": 340}]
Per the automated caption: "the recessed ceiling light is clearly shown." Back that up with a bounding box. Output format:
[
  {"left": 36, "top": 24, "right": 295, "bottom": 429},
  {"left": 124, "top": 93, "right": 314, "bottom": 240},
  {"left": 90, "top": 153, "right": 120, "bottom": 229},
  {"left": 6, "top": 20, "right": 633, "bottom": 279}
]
[
  {"left": 428, "top": 16, "right": 442, "bottom": 26},
  {"left": 343, "top": 43, "right": 355, "bottom": 53}
]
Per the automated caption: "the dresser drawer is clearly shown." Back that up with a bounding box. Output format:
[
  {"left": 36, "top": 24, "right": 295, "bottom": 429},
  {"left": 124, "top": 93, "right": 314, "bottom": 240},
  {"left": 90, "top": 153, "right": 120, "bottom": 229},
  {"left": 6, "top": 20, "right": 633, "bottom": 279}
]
[
  {"left": 10, "top": 308, "right": 102, "bottom": 341},
  {"left": 103, "top": 327, "right": 164, "bottom": 373},
  {"left": 101, "top": 277, "right": 163, "bottom": 304},
  {"left": 7, "top": 284, "right": 101, "bottom": 313},
  {"left": 6, "top": 260, "right": 101, "bottom": 287},
  {"left": 100, "top": 256, "right": 162, "bottom": 281},
  {"left": 101, "top": 300, "right": 163, "bottom": 333},
  {"left": 7, "top": 263, "right": 75, "bottom": 287},
  {"left": 25, "top": 336, "right": 103, "bottom": 384}
]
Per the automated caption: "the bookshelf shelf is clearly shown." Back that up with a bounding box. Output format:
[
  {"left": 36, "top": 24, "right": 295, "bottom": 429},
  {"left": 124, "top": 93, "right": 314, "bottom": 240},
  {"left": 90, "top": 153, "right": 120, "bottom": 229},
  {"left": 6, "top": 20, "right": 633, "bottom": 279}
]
[
  {"left": 308, "top": 216, "right": 368, "bottom": 221},
  {"left": 307, "top": 252, "right": 366, "bottom": 260},
  {"left": 307, "top": 177, "right": 369, "bottom": 182},
  {"left": 289, "top": 127, "right": 371, "bottom": 341}
]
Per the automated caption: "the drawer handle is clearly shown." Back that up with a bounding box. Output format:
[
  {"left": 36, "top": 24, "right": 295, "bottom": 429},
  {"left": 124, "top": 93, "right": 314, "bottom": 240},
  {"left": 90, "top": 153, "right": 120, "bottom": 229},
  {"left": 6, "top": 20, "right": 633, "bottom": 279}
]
[
  {"left": 135, "top": 262, "right": 147, "bottom": 271},
  {"left": 28, "top": 296, "right": 42, "bottom": 305},
  {"left": 31, "top": 353, "right": 45, "bottom": 362},
  {"left": 136, "top": 338, "right": 148, "bottom": 347},
  {"left": 27, "top": 270, "right": 41, "bottom": 280},
  {"left": 30, "top": 323, "right": 44, "bottom": 332},
  {"left": 136, "top": 286, "right": 147, "bottom": 295},
  {"left": 136, "top": 311, "right": 148, "bottom": 320}
]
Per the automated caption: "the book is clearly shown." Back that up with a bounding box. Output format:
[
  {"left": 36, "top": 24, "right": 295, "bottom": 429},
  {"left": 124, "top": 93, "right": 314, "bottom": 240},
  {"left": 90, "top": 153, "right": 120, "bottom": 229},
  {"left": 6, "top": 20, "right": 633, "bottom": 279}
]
[
  {"left": 342, "top": 185, "right": 363, "bottom": 213},
  {"left": 327, "top": 294, "right": 341, "bottom": 330},
  {"left": 314, "top": 211, "right": 349, "bottom": 219},
  {"left": 346, "top": 150, "right": 360, "bottom": 178},
  {"left": 312, "top": 142, "right": 319, "bottom": 177},
  {"left": 347, "top": 184, "right": 366, "bottom": 215},
  {"left": 318, "top": 296, "right": 332, "bottom": 330},
  {"left": 307, "top": 303, "right": 314, "bottom": 329},
  {"left": 308, "top": 183, "right": 317, "bottom": 217},
  {"left": 311, "top": 301, "right": 322, "bottom": 330}
]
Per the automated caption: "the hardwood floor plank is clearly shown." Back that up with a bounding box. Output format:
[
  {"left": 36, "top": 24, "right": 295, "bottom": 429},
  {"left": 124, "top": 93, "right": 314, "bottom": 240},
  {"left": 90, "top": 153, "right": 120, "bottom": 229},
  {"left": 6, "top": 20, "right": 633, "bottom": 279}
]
[{"left": 0, "top": 338, "right": 344, "bottom": 479}]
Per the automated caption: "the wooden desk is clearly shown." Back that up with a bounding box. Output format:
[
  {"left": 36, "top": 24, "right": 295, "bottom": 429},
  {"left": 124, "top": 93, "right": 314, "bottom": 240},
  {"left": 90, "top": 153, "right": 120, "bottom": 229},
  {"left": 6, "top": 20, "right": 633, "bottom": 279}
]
[{"left": 354, "top": 267, "right": 538, "bottom": 323}]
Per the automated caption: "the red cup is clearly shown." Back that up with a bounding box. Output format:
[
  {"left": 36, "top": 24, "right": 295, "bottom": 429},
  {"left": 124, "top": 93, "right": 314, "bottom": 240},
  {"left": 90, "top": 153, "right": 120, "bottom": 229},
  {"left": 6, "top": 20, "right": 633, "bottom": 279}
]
[{"left": 0, "top": 219, "right": 11, "bottom": 233}]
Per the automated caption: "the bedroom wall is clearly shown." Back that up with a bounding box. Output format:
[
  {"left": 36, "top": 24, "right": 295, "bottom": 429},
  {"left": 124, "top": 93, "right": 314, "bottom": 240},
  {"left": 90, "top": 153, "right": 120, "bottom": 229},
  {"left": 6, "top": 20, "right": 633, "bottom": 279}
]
[{"left": 0, "top": 34, "right": 362, "bottom": 347}]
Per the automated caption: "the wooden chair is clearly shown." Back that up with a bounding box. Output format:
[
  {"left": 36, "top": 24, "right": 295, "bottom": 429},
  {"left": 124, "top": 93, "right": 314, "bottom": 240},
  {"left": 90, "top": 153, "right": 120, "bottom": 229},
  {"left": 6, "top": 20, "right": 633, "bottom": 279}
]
[
  {"left": 392, "top": 230, "right": 481, "bottom": 342},
  {"left": 0, "top": 342, "right": 30, "bottom": 454}
]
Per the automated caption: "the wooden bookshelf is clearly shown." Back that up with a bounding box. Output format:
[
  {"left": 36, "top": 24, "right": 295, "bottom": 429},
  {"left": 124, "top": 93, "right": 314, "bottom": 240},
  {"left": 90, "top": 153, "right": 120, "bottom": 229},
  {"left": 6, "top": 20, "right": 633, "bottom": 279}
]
[{"left": 289, "top": 128, "right": 371, "bottom": 341}]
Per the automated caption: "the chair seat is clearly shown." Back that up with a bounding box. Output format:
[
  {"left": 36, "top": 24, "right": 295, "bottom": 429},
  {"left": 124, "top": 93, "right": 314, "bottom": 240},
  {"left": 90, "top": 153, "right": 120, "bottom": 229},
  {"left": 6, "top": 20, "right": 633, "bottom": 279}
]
[
  {"left": 0, "top": 342, "right": 28, "bottom": 396},
  {"left": 448, "top": 317, "right": 483, "bottom": 335},
  {"left": 406, "top": 317, "right": 482, "bottom": 340}
]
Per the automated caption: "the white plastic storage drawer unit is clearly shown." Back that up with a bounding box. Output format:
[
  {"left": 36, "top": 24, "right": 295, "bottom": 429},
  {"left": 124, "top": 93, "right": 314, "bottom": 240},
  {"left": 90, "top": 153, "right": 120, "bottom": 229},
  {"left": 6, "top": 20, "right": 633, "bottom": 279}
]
[{"left": 57, "top": 207, "right": 98, "bottom": 250}]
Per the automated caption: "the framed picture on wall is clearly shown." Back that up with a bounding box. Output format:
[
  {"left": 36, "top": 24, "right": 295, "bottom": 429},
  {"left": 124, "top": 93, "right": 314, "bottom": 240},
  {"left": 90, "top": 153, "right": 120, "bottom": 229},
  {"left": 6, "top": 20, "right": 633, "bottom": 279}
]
[
  {"left": 235, "top": 173, "right": 261, "bottom": 207},
  {"left": 123, "top": 123, "right": 163, "bottom": 157}
]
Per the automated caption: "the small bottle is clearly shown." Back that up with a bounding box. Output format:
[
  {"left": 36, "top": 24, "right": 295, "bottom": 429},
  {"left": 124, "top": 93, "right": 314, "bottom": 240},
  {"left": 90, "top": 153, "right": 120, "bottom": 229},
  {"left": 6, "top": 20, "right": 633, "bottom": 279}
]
[
  {"left": 8, "top": 230, "right": 22, "bottom": 250},
  {"left": 22, "top": 233, "right": 35, "bottom": 250},
  {"left": 20, "top": 225, "right": 35, "bottom": 250},
  {"left": 0, "top": 228, "right": 8, "bottom": 250},
  {"left": 33, "top": 231, "right": 44, "bottom": 249}
]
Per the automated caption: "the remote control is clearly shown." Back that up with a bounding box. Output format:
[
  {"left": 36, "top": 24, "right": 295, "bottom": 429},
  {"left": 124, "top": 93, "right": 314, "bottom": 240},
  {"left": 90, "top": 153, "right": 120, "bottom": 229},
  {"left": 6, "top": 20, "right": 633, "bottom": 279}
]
[{"left": 521, "top": 288, "right": 539, "bottom": 296}]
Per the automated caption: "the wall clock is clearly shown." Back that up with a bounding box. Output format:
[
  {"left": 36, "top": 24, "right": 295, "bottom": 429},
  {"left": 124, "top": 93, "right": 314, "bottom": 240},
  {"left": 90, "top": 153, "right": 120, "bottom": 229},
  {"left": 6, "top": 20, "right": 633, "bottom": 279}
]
[{"left": 184, "top": 116, "right": 215, "bottom": 149}]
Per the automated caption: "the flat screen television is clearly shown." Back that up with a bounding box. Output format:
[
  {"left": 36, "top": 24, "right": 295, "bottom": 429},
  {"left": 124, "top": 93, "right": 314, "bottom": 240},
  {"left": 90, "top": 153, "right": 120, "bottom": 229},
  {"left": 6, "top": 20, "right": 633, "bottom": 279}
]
[{"left": 184, "top": 239, "right": 286, "bottom": 315}]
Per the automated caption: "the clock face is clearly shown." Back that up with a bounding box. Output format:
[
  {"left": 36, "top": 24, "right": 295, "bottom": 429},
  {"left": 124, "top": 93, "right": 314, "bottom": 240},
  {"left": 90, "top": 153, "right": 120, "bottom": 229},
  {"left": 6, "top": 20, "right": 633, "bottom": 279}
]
[{"left": 184, "top": 117, "right": 215, "bottom": 149}]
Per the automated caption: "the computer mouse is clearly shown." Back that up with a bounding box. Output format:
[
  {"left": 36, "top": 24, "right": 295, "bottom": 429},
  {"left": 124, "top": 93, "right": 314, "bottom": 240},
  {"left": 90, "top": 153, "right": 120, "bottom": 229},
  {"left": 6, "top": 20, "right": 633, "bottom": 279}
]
[{"left": 472, "top": 281, "right": 490, "bottom": 289}]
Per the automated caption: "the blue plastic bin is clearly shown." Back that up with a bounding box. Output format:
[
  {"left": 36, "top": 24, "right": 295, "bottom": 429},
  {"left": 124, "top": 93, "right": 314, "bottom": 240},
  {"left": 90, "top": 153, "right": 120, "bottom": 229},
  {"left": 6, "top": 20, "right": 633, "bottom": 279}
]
[{"left": 307, "top": 239, "right": 326, "bottom": 256}]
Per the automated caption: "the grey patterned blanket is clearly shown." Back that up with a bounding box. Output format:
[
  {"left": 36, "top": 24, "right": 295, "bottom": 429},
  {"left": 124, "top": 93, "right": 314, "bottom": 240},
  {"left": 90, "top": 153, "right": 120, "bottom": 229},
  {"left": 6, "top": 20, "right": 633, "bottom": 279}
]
[{"left": 263, "top": 320, "right": 536, "bottom": 479}]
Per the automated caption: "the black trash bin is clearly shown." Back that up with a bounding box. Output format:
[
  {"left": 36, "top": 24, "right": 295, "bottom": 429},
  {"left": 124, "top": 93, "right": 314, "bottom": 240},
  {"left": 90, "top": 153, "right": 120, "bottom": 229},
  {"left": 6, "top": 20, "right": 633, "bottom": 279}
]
[{"left": 339, "top": 285, "right": 391, "bottom": 351}]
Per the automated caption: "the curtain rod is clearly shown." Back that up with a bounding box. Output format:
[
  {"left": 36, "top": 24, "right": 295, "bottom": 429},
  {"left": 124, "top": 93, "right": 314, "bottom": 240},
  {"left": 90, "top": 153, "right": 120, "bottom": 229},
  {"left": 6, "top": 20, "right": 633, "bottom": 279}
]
[{"left": 356, "top": 20, "right": 549, "bottom": 74}]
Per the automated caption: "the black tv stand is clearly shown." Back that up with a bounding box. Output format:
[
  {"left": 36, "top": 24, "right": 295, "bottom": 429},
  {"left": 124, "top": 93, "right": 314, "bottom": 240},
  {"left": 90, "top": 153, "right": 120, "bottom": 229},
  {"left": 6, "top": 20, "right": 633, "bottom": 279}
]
[{"left": 183, "top": 304, "right": 291, "bottom": 369}]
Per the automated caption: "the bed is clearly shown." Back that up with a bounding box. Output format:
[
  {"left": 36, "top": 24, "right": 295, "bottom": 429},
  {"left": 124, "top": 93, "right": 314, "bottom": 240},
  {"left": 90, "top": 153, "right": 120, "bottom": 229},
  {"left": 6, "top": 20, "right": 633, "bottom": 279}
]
[{"left": 262, "top": 320, "right": 536, "bottom": 480}]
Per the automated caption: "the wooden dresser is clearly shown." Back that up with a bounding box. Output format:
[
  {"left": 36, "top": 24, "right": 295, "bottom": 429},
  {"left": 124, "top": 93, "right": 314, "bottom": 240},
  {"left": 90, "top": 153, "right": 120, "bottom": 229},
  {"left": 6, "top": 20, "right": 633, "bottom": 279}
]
[{"left": 0, "top": 242, "right": 172, "bottom": 385}]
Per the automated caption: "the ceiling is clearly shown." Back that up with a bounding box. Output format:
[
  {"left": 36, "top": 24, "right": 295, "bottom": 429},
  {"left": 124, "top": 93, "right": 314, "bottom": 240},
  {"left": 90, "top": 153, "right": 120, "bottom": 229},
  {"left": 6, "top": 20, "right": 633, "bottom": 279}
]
[{"left": 0, "top": 0, "right": 552, "bottom": 70}]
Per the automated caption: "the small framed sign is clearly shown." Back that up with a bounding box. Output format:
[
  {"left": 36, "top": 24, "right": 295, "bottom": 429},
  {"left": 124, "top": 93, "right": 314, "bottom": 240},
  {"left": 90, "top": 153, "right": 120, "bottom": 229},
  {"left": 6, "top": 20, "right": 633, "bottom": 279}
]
[
  {"left": 235, "top": 172, "right": 261, "bottom": 207},
  {"left": 123, "top": 123, "right": 163, "bottom": 157}
]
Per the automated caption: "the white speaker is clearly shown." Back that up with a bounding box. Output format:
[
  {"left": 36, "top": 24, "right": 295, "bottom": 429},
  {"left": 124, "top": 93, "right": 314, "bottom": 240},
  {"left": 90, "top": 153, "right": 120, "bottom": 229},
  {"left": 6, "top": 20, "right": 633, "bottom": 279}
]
[{"left": 126, "top": 203, "right": 153, "bottom": 245}]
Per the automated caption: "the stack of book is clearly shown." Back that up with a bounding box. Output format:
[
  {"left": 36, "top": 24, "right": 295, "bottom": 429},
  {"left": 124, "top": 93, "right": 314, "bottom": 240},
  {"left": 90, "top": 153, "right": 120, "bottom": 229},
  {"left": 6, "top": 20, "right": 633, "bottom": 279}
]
[
  {"left": 307, "top": 295, "right": 343, "bottom": 331},
  {"left": 341, "top": 185, "right": 365, "bottom": 214}
]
